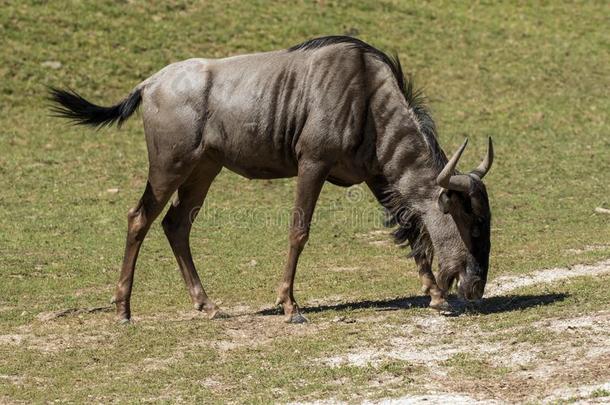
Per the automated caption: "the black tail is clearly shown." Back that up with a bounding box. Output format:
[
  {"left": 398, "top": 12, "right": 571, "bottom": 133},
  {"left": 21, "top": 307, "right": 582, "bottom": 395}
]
[{"left": 48, "top": 87, "right": 142, "bottom": 129}]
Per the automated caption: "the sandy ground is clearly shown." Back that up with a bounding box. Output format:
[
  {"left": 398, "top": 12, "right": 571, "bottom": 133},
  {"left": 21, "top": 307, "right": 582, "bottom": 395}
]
[
  {"left": 309, "top": 259, "right": 610, "bottom": 404},
  {"left": 487, "top": 259, "right": 610, "bottom": 296}
]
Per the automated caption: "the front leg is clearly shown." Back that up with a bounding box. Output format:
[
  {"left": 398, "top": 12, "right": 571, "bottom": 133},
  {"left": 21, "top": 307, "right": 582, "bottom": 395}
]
[
  {"left": 365, "top": 177, "right": 450, "bottom": 312},
  {"left": 413, "top": 254, "right": 450, "bottom": 311},
  {"left": 275, "top": 159, "right": 330, "bottom": 323}
]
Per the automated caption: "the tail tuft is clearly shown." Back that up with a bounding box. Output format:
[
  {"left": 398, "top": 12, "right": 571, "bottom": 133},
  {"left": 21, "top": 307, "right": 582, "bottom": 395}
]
[{"left": 48, "top": 87, "right": 142, "bottom": 129}]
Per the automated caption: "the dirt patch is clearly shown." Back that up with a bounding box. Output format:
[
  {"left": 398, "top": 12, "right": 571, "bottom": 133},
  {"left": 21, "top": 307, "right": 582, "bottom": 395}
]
[
  {"left": 0, "top": 334, "right": 24, "bottom": 346},
  {"left": 545, "top": 381, "right": 610, "bottom": 403},
  {"left": 141, "top": 351, "right": 186, "bottom": 372},
  {"left": 322, "top": 317, "right": 500, "bottom": 370},
  {"left": 487, "top": 259, "right": 610, "bottom": 296},
  {"left": 0, "top": 331, "right": 114, "bottom": 353},
  {"left": 0, "top": 321, "right": 118, "bottom": 353},
  {"left": 366, "top": 393, "right": 499, "bottom": 404},
  {"left": 212, "top": 314, "right": 329, "bottom": 354},
  {"left": 323, "top": 316, "right": 481, "bottom": 369},
  {"left": 535, "top": 311, "right": 610, "bottom": 334},
  {"left": 198, "top": 377, "right": 230, "bottom": 394},
  {"left": 293, "top": 392, "right": 496, "bottom": 405},
  {"left": 566, "top": 244, "right": 610, "bottom": 255},
  {"left": 0, "top": 374, "right": 46, "bottom": 387},
  {"left": 316, "top": 306, "right": 610, "bottom": 403},
  {"left": 31, "top": 331, "right": 116, "bottom": 353},
  {"left": 134, "top": 302, "right": 258, "bottom": 323},
  {"left": 117, "top": 308, "right": 331, "bottom": 378}
]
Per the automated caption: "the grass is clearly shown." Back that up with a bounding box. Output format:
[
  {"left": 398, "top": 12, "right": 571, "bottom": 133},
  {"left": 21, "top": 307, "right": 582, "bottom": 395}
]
[
  {"left": 591, "top": 389, "right": 610, "bottom": 398},
  {"left": 443, "top": 352, "right": 510, "bottom": 379},
  {"left": 1, "top": 0, "right": 609, "bottom": 403}
]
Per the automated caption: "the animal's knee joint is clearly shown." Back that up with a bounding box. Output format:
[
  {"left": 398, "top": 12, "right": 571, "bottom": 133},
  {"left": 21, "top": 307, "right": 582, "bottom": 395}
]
[
  {"left": 127, "top": 206, "right": 140, "bottom": 220},
  {"left": 290, "top": 228, "right": 309, "bottom": 248},
  {"left": 127, "top": 207, "right": 147, "bottom": 240}
]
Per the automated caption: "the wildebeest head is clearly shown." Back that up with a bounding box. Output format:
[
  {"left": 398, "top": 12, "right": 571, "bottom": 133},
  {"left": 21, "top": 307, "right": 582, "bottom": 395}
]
[{"left": 432, "top": 137, "right": 493, "bottom": 301}]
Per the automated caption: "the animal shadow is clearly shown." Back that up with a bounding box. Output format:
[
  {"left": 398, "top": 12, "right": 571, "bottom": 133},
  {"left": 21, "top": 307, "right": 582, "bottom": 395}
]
[
  {"left": 257, "top": 293, "right": 568, "bottom": 316},
  {"left": 473, "top": 293, "right": 568, "bottom": 314}
]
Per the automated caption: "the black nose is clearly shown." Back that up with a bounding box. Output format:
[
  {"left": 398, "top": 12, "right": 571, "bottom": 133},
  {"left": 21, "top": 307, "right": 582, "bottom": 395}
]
[{"left": 459, "top": 277, "right": 485, "bottom": 301}]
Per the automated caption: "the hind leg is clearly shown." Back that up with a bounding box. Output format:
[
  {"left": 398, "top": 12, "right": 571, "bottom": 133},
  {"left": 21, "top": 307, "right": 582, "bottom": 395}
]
[
  {"left": 161, "top": 159, "right": 222, "bottom": 318},
  {"left": 112, "top": 75, "right": 214, "bottom": 322},
  {"left": 113, "top": 180, "right": 179, "bottom": 322}
]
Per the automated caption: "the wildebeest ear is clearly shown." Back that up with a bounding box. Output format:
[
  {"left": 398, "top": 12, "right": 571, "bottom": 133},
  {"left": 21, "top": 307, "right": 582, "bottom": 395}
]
[{"left": 438, "top": 191, "right": 451, "bottom": 214}]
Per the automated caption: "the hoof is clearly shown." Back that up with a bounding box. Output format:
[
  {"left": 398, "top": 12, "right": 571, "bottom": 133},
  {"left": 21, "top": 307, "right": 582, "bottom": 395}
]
[
  {"left": 118, "top": 317, "right": 131, "bottom": 325},
  {"left": 195, "top": 302, "right": 225, "bottom": 319},
  {"left": 286, "top": 312, "right": 308, "bottom": 324},
  {"left": 208, "top": 309, "right": 229, "bottom": 320},
  {"left": 439, "top": 308, "right": 459, "bottom": 317},
  {"left": 429, "top": 300, "right": 452, "bottom": 312}
]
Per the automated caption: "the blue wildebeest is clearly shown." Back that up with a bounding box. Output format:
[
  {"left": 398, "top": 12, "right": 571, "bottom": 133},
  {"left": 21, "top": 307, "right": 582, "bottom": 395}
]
[{"left": 50, "top": 36, "right": 493, "bottom": 323}]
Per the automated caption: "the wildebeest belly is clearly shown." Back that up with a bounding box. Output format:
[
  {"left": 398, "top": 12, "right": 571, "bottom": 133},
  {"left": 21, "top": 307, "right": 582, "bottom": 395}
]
[
  {"left": 203, "top": 114, "right": 299, "bottom": 179},
  {"left": 222, "top": 158, "right": 298, "bottom": 180},
  {"left": 327, "top": 164, "right": 369, "bottom": 186},
  {"left": 204, "top": 113, "right": 372, "bottom": 183}
]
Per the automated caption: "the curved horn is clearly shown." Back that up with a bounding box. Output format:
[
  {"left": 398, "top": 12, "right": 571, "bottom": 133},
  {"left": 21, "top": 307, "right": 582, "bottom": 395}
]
[
  {"left": 470, "top": 137, "right": 494, "bottom": 180},
  {"left": 436, "top": 138, "right": 472, "bottom": 192}
]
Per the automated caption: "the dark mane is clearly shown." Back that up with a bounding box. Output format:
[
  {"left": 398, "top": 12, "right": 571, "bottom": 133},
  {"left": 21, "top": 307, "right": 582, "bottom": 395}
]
[
  {"left": 291, "top": 36, "right": 448, "bottom": 264},
  {"left": 289, "top": 36, "right": 447, "bottom": 171},
  {"left": 381, "top": 189, "right": 433, "bottom": 261}
]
